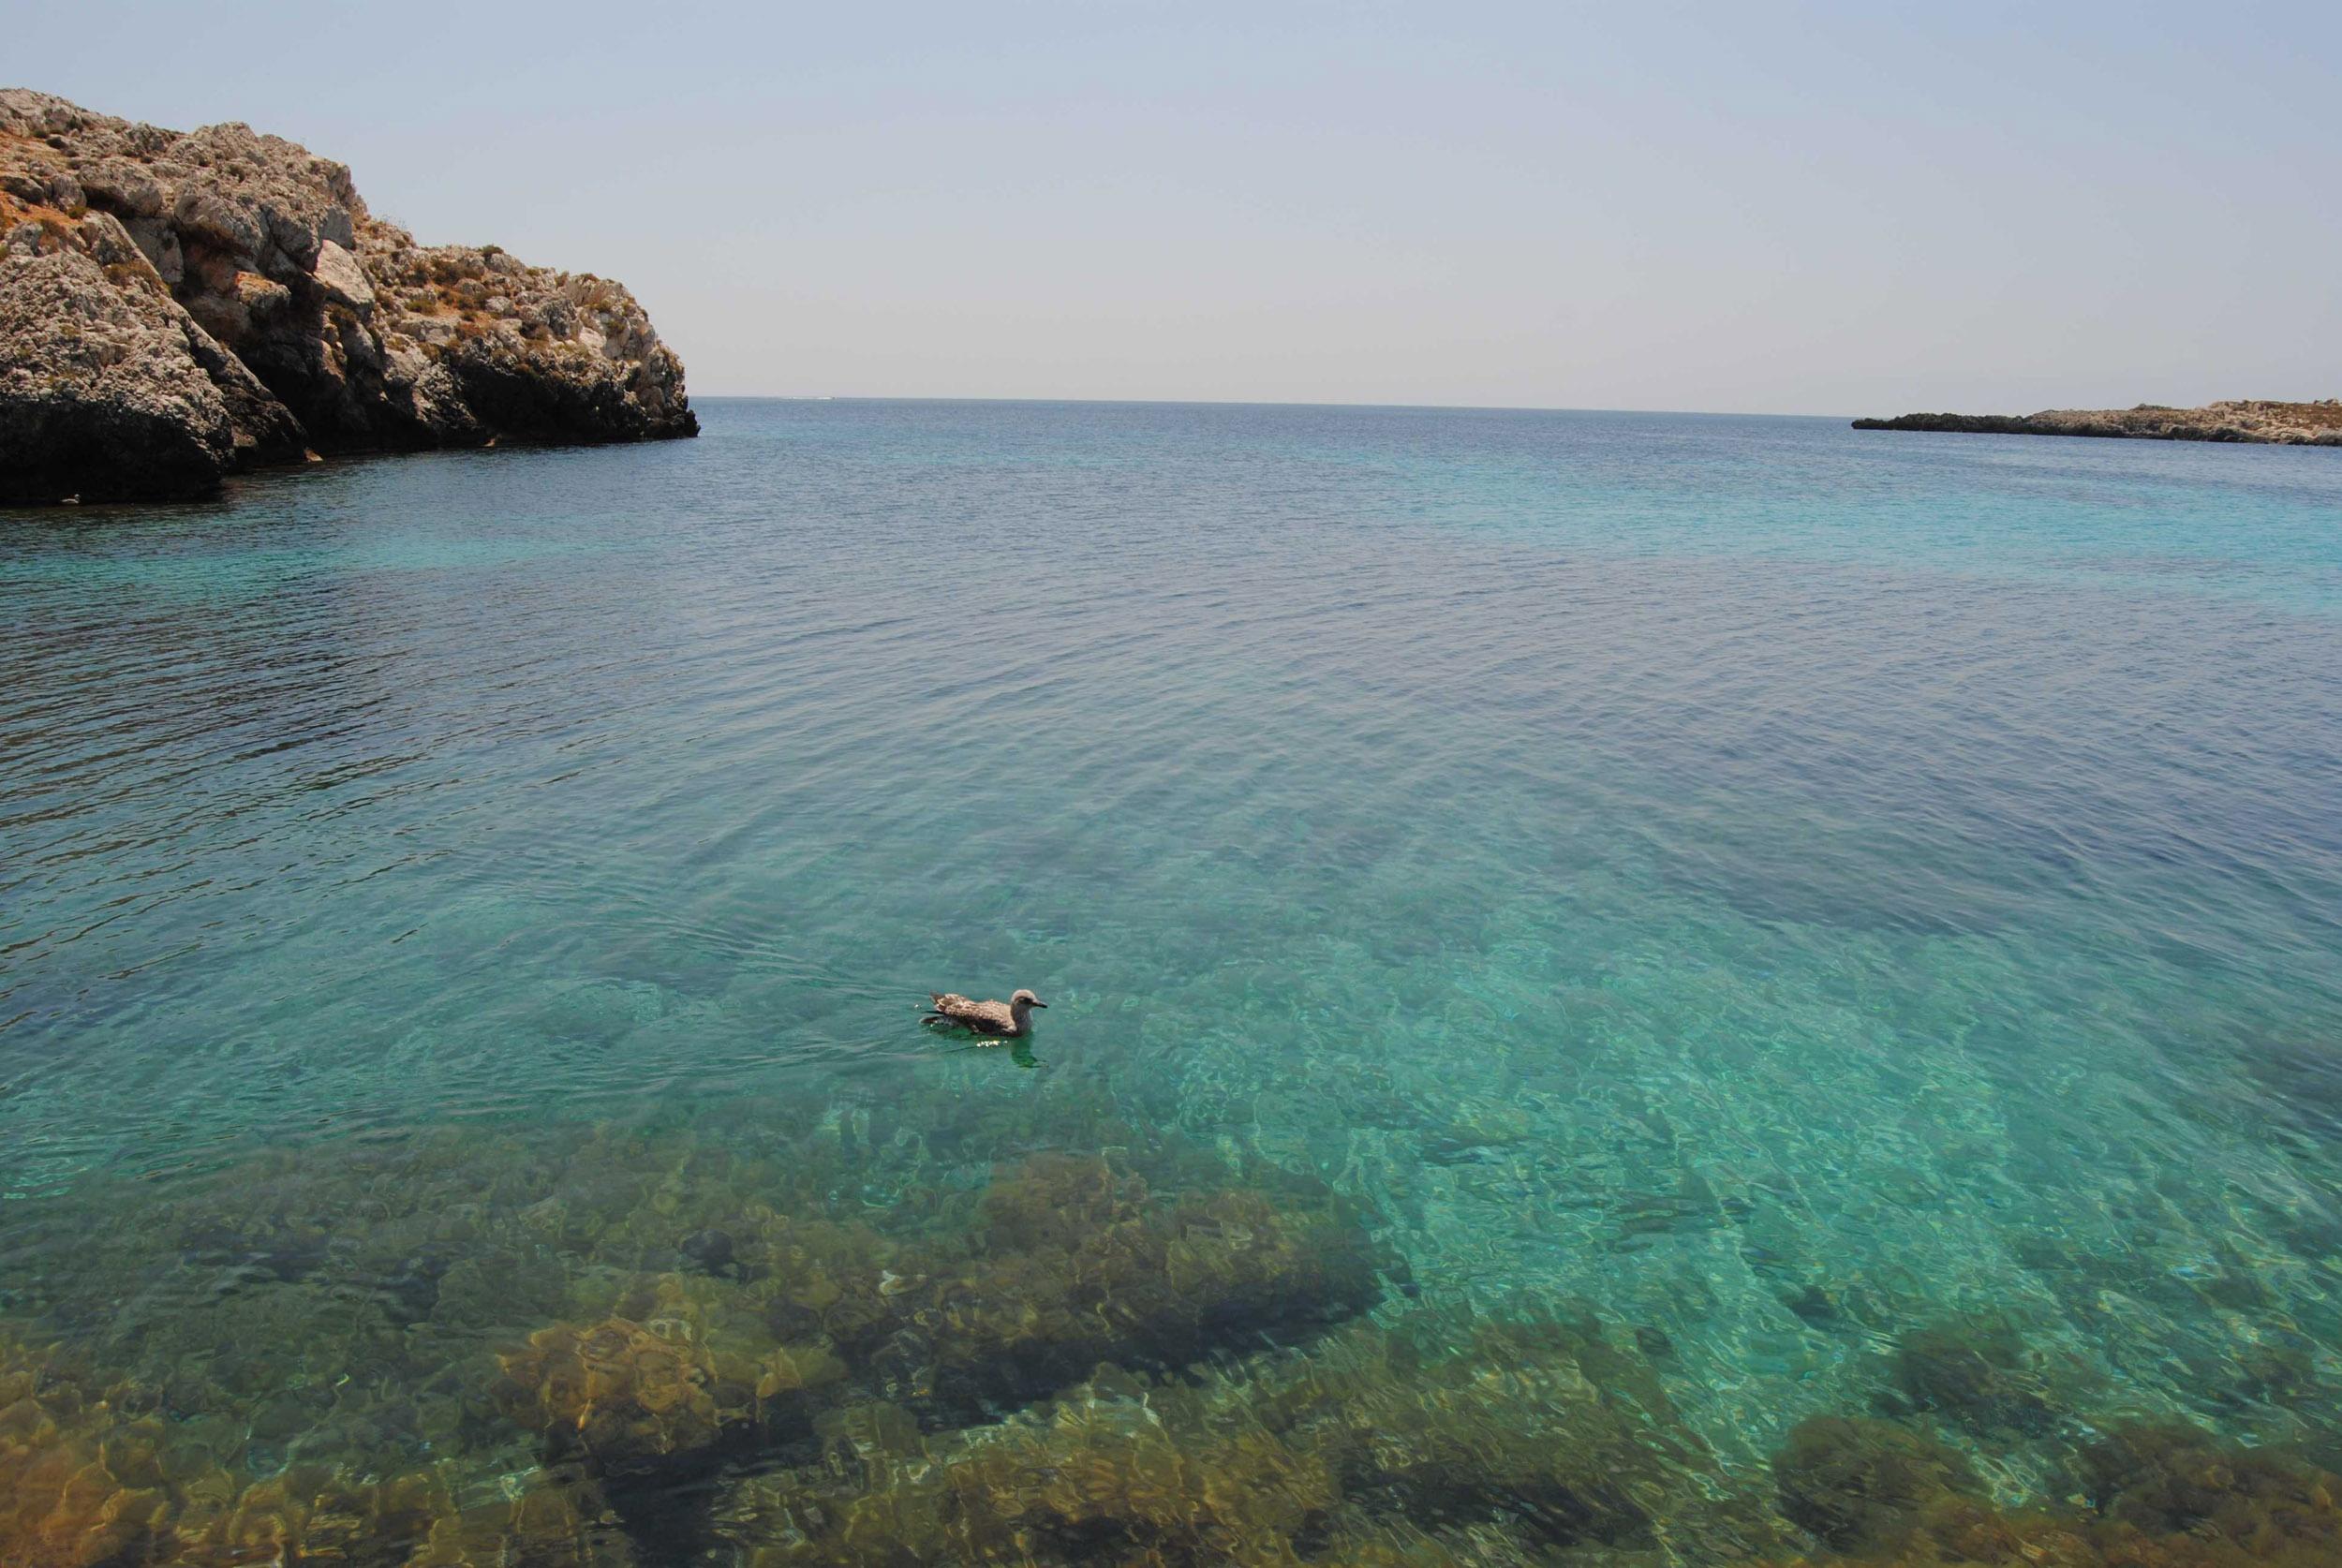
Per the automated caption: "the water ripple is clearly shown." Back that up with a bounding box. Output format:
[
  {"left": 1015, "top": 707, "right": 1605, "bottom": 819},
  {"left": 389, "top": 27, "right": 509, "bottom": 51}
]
[{"left": 3, "top": 402, "right": 2341, "bottom": 1497}]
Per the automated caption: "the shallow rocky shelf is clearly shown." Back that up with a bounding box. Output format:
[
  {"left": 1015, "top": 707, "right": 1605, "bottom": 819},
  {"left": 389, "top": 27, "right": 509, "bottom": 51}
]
[{"left": 1852, "top": 400, "right": 2342, "bottom": 445}]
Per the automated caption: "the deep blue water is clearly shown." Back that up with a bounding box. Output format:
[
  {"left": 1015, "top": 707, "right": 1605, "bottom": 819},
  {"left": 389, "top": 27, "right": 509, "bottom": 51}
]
[{"left": 3, "top": 401, "right": 2341, "bottom": 1561}]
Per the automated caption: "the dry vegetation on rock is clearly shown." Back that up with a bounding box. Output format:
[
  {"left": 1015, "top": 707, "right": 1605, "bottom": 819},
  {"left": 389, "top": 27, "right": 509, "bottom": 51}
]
[
  {"left": 0, "top": 87, "right": 695, "bottom": 503},
  {"left": 1853, "top": 401, "right": 2342, "bottom": 445}
]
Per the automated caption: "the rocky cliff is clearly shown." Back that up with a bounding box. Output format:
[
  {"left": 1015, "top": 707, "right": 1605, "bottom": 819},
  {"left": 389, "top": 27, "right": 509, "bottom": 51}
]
[
  {"left": 0, "top": 89, "right": 695, "bottom": 504},
  {"left": 1853, "top": 400, "right": 2342, "bottom": 446}
]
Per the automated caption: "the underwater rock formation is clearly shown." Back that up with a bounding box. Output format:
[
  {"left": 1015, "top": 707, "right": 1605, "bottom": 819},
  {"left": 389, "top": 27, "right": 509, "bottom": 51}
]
[
  {"left": 1773, "top": 1416, "right": 1983, "bottom": 1553},
  {"left": 2074, "top": 1422, "right": 2342, "bottom": 1555},
  {"left": 9, "top": 1119, "right": 1382, "bottom": 1561},
  {"left": 919, "top": 1152, "right": 1389, "bottom": 1405},
  {"left": 14, "top": 1109, "right": 2342, "bottom": 1568},
  {"left": 1772, "top": 1415, "right": 2342, "bottom": 1567},
  {"left": 492, "top": 1150, "right": 1392, "bottom": 1489},
  {"left": 0, "top": 1327, "right": 633, "bottom": 1566},
  {"left": 0, "top": 88, "right": 694, "bottom": 504},
  {"left": 0, "top": 1333, "right": 172, "bottom": 1568},
  {"left": 717, "top": 1382, "right": 1341, "bottom": 1567},
  {"left": 1892, "top": 1317, "right": 2059, "bottom": 1436},
  {"left": 707, "top": 1307, "right": 1771, "bottom": 1566},
  {"left": 497, "top": 1316, "right": 740, "bottom": 1479}
]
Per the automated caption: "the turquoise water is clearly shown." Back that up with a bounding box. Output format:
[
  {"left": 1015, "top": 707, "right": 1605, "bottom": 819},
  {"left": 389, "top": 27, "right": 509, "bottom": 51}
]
[{"left": 4, "top": 401, "right": 2341, "bottom": 1564}]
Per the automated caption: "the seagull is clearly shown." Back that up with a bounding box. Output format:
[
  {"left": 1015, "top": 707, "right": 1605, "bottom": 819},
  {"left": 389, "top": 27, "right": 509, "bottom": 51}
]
[{"left": 923, "top": 987, "right": 1047, "bottom": 1040}]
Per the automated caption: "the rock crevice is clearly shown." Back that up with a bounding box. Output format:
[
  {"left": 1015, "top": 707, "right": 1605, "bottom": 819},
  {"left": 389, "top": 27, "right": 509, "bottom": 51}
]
[{"left": 1, "top": 89, "right": 696, "bottom": 504}]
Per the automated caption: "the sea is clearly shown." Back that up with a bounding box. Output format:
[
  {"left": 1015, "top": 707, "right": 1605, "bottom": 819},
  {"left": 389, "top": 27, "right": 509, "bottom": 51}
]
[{"left": 3, "top": 399, "right": 2340, "bottom": 1564}]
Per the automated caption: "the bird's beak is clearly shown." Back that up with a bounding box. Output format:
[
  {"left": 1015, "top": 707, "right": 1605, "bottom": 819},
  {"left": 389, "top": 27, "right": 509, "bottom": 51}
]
[{"left": 1032, "top": 1000, "right": 1048, "bottom": 1008}]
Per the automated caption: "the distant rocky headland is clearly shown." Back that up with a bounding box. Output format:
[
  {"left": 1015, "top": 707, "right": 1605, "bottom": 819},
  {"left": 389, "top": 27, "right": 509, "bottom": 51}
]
[
  {"left": 0, "top": 89, "right": 695, "bottom": 505},
  {"left": 1853, "top": 400, "right": 2342, "bottom": 447}
]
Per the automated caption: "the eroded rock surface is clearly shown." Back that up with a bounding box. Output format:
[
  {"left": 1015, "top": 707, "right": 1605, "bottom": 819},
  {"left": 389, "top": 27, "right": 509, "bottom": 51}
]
[{"left": 0, "top": 88, "right": 695, "bottom": 504}]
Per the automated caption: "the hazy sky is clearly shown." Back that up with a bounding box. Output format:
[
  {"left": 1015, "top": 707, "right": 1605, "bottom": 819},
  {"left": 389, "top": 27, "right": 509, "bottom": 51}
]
[{"left": 17, "top": 2, "right": 2340, "bottom": 411}]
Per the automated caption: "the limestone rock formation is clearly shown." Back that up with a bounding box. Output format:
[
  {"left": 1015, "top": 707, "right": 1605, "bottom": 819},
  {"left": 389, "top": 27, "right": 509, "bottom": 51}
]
[
  {"left": 1853, "top": 400, "right": 2342, "bottom": 446},
  {"left": 0, "top": 89, "right": 695, "bottom": 504}
]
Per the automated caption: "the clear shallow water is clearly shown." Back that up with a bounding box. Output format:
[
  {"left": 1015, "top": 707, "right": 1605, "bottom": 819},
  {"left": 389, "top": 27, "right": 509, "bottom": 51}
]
[{"left": 4, "top": 401, "right": 2342, "bottom": 1564}]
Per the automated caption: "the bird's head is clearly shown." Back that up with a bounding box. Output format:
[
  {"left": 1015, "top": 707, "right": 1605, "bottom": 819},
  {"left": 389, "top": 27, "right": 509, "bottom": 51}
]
[{"left": 1010, "top": 989, "right": 1047, "bottom": 1010}]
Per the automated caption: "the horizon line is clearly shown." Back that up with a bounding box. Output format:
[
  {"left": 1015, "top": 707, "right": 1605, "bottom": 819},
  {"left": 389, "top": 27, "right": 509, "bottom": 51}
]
[{"left": 684, "top": 393, "right": 1865, "bottom": 420}]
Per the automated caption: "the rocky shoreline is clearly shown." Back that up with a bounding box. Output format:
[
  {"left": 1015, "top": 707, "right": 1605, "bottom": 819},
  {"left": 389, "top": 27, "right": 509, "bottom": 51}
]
[
  {"left": 0, "top": 89, "right": 695, "bottom": 506},
  {"left": 1853, "top": 400, "right": 2342, "bottom": 446}
]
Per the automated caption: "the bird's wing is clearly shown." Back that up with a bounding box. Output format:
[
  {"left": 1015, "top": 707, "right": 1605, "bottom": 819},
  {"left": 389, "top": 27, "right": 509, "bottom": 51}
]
[
  {"left": 927, "top": 997, "right": 1012, "bottom": 1029},
  {"left": 958, "top": 998, "right": 1017, "bottom": 1031}
]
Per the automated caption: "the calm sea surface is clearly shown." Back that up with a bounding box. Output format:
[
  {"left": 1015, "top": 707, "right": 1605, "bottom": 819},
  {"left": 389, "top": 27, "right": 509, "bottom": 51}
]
[{"left": 4, "top": 401, "right": 2341, "bottom": 1563}]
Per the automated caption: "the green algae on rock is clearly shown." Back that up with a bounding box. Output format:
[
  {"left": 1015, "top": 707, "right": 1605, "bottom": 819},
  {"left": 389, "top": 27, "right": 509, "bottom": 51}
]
[
  {"left": 0, "top": 1326, "right": 634, "bottom": 1567},
  {"left": 14, "top": 1102, "right": 2342, "bottom": 1568},
  {"left": 1892, "top": 1317, "right": 2062, "bottom": 1437},
  {"left": 2, "top": 1117, "right": 1392, "bottom": 1563},
  {"left": 1772, "top": 1416, "right": 1984, "bottom": 1553},
  {"left": 1770, "top": 1415, "right": 2342, "bottom": 1568},
  {"left": 707, "top": 1306, "right": 1772, "bottom": 1567},
  {"left": 489, "top": 1148, "right": 1393, "bottom": 1490}
]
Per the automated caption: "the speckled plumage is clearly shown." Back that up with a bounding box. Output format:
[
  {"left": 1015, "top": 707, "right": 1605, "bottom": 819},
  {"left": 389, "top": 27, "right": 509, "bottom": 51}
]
[{"left": 925, "top": 987, "right": 1046, "bottom": 1039}]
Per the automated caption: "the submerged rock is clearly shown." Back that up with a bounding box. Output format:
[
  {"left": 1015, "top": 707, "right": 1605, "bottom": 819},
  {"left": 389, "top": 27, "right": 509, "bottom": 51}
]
[
  {"left": 1771, "top": 1418, "right": 2342, "bottom": 1567},
  {"left": 710, "top": 1305, "right": 1777, "bottom": 1567},
  {"left": 1893, "top": 1316, "right": 2058, "bottom": 1436},
  {"left": 22, "top": 1113, "right": 2342, "bottom": 1568},
  {"left": 488, "top": 1151, "right": 1392, "bottom": 1487},
  {"left": 1773, "top": 1414, "right": 1982, "bottom": 1552},
  {"left": 496, "top": 1317, "right": 736, "bottom": 1478},
  {"left": 0, "top": 88, "right": 695, "bottom": 505},
  {"left": 679, "top": 1227, "right": 739, "bottom": 1279},
  {"left": 0, "top": 1327, "right": 634, "bottom": 1566},
  {"left": 2073, "top": 1422, "right": 2342, "bottom": 1546}
]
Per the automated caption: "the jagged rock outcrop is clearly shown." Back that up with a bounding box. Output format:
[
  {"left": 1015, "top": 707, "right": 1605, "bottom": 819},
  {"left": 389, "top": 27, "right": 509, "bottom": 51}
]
[
  {"left": 1854, "top": 400, "right": 2342, "bottom": 446},
  {"left": 0, "top": 89, "right": 695, "bottom": 504}
]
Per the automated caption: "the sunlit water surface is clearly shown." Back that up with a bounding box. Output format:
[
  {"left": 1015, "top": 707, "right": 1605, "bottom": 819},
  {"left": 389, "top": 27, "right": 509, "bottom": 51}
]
[{"left": 4, "top": 401, "right": 2341, "bottom": 1564}]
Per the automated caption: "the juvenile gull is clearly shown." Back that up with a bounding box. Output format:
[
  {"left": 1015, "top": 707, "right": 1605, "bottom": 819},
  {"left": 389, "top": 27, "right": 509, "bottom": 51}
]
[{"left": 923, "top": 987, "right": 1047, "bottom": 1039}]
